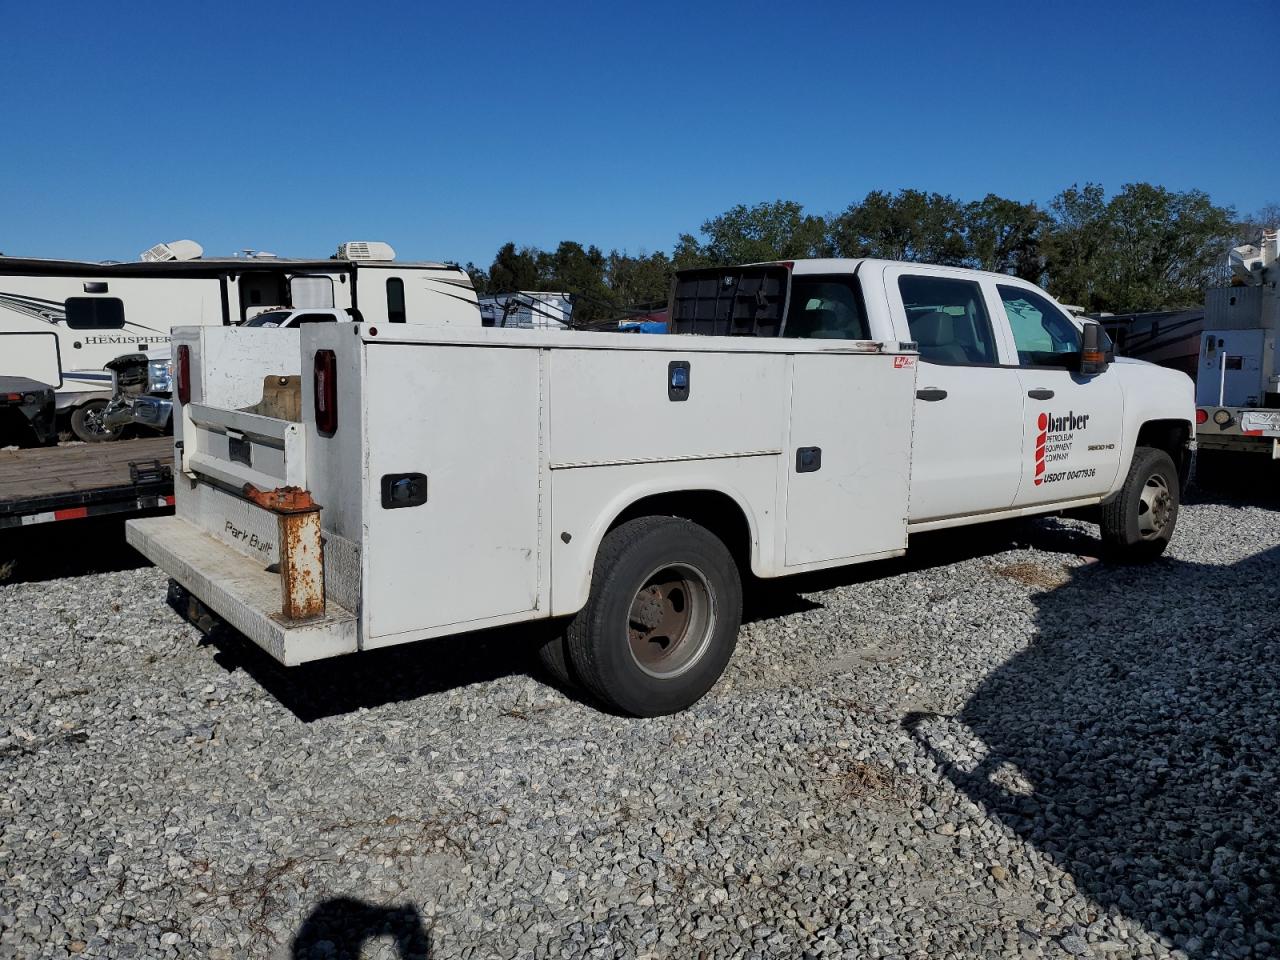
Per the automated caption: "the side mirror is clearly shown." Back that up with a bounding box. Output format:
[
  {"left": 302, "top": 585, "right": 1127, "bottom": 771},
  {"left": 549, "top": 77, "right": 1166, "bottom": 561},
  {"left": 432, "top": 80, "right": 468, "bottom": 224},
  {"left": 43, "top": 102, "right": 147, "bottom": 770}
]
[{"left": 1079, "top": 322, "right": 1110, "bottom": 376}]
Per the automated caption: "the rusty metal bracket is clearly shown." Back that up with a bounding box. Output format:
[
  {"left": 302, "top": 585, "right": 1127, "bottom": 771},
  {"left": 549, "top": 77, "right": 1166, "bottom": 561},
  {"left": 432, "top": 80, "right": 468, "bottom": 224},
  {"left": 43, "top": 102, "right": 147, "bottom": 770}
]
[{"left": 243, "top": 483, "right": 325, "bottom": 621}]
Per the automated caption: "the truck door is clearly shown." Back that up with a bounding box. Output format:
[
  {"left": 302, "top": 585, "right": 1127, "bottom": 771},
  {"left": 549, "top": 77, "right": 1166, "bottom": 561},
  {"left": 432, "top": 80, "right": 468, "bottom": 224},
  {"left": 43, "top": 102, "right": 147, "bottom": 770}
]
[
  {"left": 885, "top": 266, "right": 1025, "bottom": 522},
  {"left": 994, "top": 283, "right": 1124, "bottom": 506}
]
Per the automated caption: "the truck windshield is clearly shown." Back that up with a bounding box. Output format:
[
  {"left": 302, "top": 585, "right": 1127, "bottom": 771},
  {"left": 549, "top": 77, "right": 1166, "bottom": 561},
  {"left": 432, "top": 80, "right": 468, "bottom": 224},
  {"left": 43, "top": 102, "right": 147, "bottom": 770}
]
[{"left": 243, "top": 310, "right": 292, "bottom": 328}]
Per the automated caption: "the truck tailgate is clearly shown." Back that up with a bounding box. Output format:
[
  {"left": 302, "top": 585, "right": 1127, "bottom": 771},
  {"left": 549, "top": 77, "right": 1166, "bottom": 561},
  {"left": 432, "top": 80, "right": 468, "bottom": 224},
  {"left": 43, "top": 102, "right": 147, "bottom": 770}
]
[{"left": 183, "top": 401, "right": 307, "bottom": 492}]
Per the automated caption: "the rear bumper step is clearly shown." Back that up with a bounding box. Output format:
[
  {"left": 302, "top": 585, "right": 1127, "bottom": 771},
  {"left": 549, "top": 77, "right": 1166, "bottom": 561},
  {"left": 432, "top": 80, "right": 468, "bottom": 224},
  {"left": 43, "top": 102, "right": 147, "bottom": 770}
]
[{"left": 127, "top": 514, "right": 357, "bottom": 665}]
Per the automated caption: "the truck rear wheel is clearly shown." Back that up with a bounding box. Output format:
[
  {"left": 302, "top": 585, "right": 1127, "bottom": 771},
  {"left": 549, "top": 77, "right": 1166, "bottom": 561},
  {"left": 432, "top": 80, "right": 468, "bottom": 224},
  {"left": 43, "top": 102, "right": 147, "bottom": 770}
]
[
  {"left": 1099, "top": 445, "right": 1179, "bottom": 561},
  {"left": 565, "top": 516, "right": 742, "bottom": 717}
]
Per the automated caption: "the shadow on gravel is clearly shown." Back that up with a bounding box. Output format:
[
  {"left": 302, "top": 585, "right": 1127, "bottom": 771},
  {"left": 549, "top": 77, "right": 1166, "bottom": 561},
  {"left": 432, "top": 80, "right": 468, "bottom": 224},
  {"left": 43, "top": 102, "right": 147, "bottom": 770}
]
[
  {"left": 179, "top": 518, "right": 1096, "bottom": 722},
  {"left": 910, "top": 545, "right": 1280, "bottom": 958},
  {"left": 184, "top": 590, "right": 582, "bottom": 722},
  {"left": 0, "top": 514, "right": 157, "bottom": 585},
  {"left": 1191, "top": 452, "right": 1280, "bottom": 510},
  {"left": 292, "top": 897, "right": 430, "bottom": 959},
  {"left": 743, "top": 515, "right": 1099, "bottom": 617}
]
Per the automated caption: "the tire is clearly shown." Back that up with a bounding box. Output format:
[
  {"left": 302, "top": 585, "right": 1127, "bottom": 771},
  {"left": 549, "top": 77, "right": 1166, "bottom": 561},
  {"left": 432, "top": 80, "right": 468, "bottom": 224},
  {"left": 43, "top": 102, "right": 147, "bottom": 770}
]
[
  {"left": 69, "top": 400, "right": 121, "bottom": 443},
  {"left": 1099, "top": 446, "right": 1179, "bottom": 561},
  {"left": 565, "top": 516, "right": 742, "bottom": 717},
  {"left": 534, "top": 631, "right": 575, "bottom": 690}
]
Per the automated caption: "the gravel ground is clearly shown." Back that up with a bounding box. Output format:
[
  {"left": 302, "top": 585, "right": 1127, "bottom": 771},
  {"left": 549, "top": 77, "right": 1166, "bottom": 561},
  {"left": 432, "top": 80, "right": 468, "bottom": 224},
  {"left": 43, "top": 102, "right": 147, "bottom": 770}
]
[{"left": 1, "top": 493, "right": 1277, "bottom": 960}]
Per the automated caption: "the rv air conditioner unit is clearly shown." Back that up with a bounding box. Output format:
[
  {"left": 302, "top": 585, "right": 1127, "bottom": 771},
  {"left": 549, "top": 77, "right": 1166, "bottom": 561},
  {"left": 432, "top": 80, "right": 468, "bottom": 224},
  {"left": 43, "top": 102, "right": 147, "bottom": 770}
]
[
  {"left": 337, "top": 241, "right": 396, "bottom": 262},
  {"left": 140, "top": 239, "right": 204, "bottom": 262}
]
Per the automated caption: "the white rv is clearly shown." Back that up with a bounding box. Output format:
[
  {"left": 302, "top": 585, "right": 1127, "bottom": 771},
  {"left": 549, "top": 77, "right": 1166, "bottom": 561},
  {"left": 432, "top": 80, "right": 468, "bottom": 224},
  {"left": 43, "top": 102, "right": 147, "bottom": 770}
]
[{"left": 0, "top": 240, "right": 479, "bottom": 440}]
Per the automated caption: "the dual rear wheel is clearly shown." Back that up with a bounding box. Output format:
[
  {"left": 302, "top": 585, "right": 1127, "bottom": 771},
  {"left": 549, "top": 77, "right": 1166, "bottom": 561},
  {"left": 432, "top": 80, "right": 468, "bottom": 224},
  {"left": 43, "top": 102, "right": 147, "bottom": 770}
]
[{"left": 539, "top": 516, "right": 742, "bottom": 717}]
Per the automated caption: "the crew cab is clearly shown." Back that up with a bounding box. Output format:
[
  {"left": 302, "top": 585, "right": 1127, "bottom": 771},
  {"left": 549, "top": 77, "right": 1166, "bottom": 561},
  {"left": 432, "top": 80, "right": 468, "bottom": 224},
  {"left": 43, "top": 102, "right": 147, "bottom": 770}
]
[{"left": 127, "top": 259, "right": 1195, "bottom": 716}]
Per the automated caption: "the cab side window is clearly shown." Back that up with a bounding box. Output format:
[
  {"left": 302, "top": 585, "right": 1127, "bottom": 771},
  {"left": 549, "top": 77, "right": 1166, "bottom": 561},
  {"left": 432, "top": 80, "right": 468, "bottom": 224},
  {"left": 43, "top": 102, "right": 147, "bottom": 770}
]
[
  {"left": 897, "top": 275, "right": 997, "bottom": 365},
  {"left": 998, "top": 285, "right": 1081, "bottom": 366},
  {"left": 782, "top": 276, "right": 870, "bottom": 340}
]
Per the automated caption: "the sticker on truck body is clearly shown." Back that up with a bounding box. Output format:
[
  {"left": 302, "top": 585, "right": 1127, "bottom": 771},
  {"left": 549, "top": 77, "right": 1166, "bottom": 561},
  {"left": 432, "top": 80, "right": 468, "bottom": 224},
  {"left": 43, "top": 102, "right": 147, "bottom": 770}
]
[{"left": 1032, "top": 410, "right": 1094, "bottom": 486}]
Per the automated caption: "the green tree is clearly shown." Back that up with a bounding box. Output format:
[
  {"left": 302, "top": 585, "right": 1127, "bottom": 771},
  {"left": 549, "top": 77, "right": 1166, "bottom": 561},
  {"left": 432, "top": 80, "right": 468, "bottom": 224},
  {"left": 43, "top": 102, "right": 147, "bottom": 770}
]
[
  {"left": 1045, "top": 183, "right": 1236, "bottom": 312},
  {"left": 486, "top": 242, "right": 541, "bottom": 293},
  {"left": 537, "top": 241, "right": 612, "bottom": 324},
  {"left": 964, "top": 194, "right": 1048, "bottom": 280},
  {"left": 679, "top": 200, "right": 828, "bottom": 266},
  {"left": 829, "top": 189, "right": 967, "bottom": 264},
  {"left": 463, "top": 261, "right": 490, "bottom": 297},
  {"left": 1042, "top": 183, "right": 1110, "bottom": 310},
  {"left": 606, "top": 250, "right": 673, "bottom": 310}
]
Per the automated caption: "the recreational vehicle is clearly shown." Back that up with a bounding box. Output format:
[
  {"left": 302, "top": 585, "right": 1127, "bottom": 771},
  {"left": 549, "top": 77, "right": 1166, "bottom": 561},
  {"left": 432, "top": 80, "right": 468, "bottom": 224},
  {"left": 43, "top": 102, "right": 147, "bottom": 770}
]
[{"left": 0, "top": 241, "right": 479, "bottom": 441}]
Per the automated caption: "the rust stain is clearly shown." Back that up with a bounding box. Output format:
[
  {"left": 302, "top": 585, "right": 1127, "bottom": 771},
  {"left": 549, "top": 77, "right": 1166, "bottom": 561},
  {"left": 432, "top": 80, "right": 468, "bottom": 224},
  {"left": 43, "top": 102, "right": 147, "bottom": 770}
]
[
  {"left": 243, "top": 484, "right": 319, "bottom": 514},
  {"left": 278, "top": 509, "right": 325, "bottom": 620}
]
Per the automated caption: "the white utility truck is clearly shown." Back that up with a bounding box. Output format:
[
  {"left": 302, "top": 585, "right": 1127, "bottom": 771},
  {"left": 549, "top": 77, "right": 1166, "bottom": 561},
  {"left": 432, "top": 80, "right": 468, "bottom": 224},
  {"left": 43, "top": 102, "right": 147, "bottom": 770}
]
[{"left": 127, "top": 259, "right": 1195, "bottom": 716}]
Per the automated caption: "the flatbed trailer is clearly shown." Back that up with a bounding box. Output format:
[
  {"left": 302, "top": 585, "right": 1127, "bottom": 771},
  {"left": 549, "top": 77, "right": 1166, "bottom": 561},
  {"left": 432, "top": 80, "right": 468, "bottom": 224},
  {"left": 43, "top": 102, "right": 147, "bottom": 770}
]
[{"left": 0, "top": 436, "right": 174, "bottom": 529}]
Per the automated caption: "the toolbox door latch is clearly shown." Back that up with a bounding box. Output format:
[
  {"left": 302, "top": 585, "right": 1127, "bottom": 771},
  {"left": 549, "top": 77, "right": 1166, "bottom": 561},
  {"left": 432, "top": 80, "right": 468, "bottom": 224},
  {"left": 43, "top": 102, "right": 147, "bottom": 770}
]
[{"left": 381, "top": 473, "right": 429, "bottom": 509}]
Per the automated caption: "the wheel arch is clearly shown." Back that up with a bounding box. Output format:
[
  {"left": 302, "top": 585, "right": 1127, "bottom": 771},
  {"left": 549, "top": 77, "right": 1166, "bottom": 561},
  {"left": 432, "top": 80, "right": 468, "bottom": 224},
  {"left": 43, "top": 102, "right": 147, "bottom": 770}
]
[
  {"left": 1135, "top": 418, "right": 1193, "bottom": 489},
  {"left": 550, "top": 479, "right": 765, "bottom": 618}
]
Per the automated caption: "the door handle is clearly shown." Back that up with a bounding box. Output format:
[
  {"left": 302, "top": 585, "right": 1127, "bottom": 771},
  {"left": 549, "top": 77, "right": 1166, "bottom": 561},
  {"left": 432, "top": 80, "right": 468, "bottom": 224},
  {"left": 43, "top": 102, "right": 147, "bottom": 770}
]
[
  {"left": 1027, "top": 388, "right": 1055, "bottom": 400},
  {"left": 916, "top": 388, "right": 948, "bottom": 402}
]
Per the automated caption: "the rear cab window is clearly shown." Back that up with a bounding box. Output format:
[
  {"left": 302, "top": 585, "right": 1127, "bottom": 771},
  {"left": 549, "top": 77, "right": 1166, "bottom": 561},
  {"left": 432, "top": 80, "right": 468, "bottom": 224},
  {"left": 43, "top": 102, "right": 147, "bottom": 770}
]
[
  {"left": 897, "top": 275, "right": 998, "bottom": 366},
  {"left": 782, "top": 276, "right": 870, "bottom": 340}
]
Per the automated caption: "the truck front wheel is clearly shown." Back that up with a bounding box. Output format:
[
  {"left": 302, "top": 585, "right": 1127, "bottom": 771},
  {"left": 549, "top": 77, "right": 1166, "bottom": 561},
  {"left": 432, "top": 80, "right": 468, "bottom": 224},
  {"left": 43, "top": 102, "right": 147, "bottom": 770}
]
[
  {"left": 69, "top": 399, "right": 121, "bottom": 443},
  {"left": 566, "top": 516, "right": 742, "bottom": 717},
  {"left": 1099, "top": 445, "right": 1180, "bottom": 561}
]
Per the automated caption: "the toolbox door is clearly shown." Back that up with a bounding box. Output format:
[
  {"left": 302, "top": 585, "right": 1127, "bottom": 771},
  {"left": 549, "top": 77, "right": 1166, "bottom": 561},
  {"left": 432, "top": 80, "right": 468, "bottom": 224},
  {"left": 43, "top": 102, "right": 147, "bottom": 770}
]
[
  {"left": 361, "top": 343, "right": 543, "bottom": 642},
  {"left": 783, "top": 352, "right": 915, "bottom": 567}
]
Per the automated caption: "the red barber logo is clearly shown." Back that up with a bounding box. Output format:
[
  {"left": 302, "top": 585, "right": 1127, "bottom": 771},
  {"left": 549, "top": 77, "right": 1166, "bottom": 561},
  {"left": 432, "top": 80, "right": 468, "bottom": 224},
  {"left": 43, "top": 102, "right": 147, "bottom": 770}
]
[{"left": 1034, "top": 413, "right": 1048, "bottom": 485}]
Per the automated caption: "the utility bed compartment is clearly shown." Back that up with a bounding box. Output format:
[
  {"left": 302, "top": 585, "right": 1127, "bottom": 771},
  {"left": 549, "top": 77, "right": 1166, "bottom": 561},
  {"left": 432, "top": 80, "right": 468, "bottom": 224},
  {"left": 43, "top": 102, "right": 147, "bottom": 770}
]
[{"left": 129, "top": 323, "right": 919, "bottom": 666}]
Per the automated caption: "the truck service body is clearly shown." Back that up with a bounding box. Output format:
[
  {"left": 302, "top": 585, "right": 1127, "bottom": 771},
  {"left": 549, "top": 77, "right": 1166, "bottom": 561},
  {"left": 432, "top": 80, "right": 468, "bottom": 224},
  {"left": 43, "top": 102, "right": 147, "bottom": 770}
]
[{"left": 128, "top": 258, "right": 1194, "bottom": 715}]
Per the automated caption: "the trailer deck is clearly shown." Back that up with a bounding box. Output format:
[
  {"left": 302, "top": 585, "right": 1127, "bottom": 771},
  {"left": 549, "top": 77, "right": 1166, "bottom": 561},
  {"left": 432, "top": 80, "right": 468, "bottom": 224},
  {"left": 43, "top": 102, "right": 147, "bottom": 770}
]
[{"left": 0, "top": 436, "right": 174, "bottom": 528}]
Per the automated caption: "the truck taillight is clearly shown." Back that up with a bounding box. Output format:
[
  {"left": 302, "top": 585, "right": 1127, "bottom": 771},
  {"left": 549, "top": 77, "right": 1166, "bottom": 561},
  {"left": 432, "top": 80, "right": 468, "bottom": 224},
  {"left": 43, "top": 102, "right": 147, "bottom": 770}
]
[
  {"left": 176, "top": 345, "right": 191, "bottom": 405},
  {"left": 1195, "top": 408, "right": 1208, "bottom": 425},
  {"left": 314, "top": 350, "right": 338, "bottom": 436}
]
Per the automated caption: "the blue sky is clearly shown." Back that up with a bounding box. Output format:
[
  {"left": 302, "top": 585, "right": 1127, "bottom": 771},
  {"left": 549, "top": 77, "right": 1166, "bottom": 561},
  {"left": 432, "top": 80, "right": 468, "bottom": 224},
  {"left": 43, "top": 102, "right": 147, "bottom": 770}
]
[{"left": 2, "top": 0, "right": 1275, "bottom": 268}]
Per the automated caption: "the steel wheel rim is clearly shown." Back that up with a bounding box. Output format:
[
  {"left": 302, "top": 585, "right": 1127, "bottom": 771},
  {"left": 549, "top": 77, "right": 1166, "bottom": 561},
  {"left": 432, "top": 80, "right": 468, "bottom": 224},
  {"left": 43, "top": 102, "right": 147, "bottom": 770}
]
[
  {"left": 626, "top": 562, "right": 716, "bottom": 680},
  {"left": 1137, "top": 471, "right": 1173, "bottom": 540}
]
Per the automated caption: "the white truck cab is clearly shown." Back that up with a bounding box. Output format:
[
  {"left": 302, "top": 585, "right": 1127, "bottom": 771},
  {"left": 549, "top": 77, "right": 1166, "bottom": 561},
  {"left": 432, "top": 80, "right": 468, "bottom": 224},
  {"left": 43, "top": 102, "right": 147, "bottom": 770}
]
[
  {"left": 240, "top": 308, "right": 354, "bottom": 329},
  {"left": 127, "top": 258, "right": 1194, "bottom": 716}
]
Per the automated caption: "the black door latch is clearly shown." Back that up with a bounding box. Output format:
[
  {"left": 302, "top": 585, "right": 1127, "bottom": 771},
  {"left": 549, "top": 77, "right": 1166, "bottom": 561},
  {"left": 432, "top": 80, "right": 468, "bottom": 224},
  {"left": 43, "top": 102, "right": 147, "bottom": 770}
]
[
  {"left": 668, "top": 361, "right": 690, "bottom": 401},
  {"left": 381, "top": 473, "right": 429, "bottom": 509},
  {"left": 796, "top": 447, "right": 822, "bottom": 473}
]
